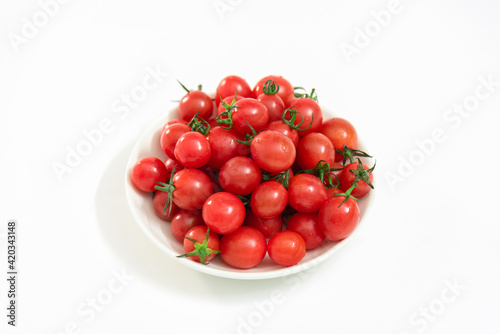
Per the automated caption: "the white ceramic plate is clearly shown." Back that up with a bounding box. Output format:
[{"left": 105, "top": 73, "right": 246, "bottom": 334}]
[{"left": 124, "top": 106, "right": 374, "bottom": 280}]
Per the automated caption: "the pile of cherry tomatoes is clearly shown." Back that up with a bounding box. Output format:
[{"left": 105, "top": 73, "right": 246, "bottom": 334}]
[{"left": 130, "top": 75, "right": 375, "bottom": 269}]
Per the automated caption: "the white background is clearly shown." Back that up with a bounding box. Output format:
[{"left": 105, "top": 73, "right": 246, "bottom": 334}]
[{"left": 1, "top": 0, "right": 500, "bottom": 333}]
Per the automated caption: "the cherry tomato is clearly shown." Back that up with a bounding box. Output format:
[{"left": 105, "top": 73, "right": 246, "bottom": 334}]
[
  {"left": 172, "top": 169, "right": 214, "bottom": 211},
  {"left": 164, "top": 157, "right": 184, "bottom": 175},
  {"left": 267, "top": 230, "right": 306, "bottom": 267},
  {"left": 174, "top": 131, "right": 211, "bottom": 169},
  {"left": 215, "top": 75, "right": 252, "bottom": 107},
  {"left": 219, "top": 156, "right": 262, "bottom": 196},
  {"left": 243, "top": 211, "right": 283, "bottom": 239},
  {"left": 170, "top": 210, "right": 204, "bottom": 243},
  {"left": 182, "top": 225, "right": 220, "bottom": 263},
  {"left": 217, "top": 95, "right": 243, "bottom": 117},
  {"left": 131, "top": 157, "right": 169, "bottom": 192},
  {"left": 253, "top": 75, "right": 295, "bottom": 107},
  {"left": 288, "top": 174, "right": 328, "bottom": 213},
  {"left": 250, "top": 181, "right": 288, "bottom": 219},
  {"left": 153, "top": 190, "right": 180, "bottom": 221},
  {"left": 250, "top": 130, "right": 296, "bottom": 174},
  {"left": 206, "top": 127, "right": 249, "bottom": 169},
  {"left": 219, "top": 226, "right": 267, "bottom": 269},
  {"left": 296, "top": 132, "right": 335, "bottom": 170},
  {"left": 264, "top": 120, "right": 299, "bottom": 148},
  {"left": 160, "top": 123, "right": 191, "bottom": 160},
  {"left": 163, "top": 118, "right": 188, "bottom": 131},
  {"left": 202, "top": 192, "right": 245, "bottom": 235},
  {"left": 178, "top": 90, "right": 214, "bottom": 121},
  {"left": 318, "top": 196, "right": 360, "bottom": 241},
  {"left": 326, "top": 187, "right": 342, "bottom": 198},
  {"left": 231, "top": 98, "right": 269, "bottom": 135},
  {"left": 339, "top": 161, "right": 374, "bottom": 199},
  {"left": 320, "top": 118, "right": 358, "bottom": 162},
  {"left": 257, "top": 93, "right": 285, "bottom": 122},
  {"left": 285, "top": 98, "right": 323, "bottom": 136},
  {"left": 286, "top": 212, "right": 325, "bottom": 249}
]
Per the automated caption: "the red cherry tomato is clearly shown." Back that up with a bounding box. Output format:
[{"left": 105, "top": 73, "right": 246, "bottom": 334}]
[
  {"left": 153, "top": 190, "right": 180, "bottom": 221},
  {"left": 174, "top": 132, "right": 211, "bottom": 169},
  {"left": 182, "top": 225, "right": 220, "bottom": 263},
  {"left": 264, "top": 120, "right": 299, "bottom": 148},
  {"left": 250, "top": 130, "right": 296, "bottom": 174},
  {"left": 339, "top": 161, "right": 374, "bottom": 199},
  {"left": 320, "top": 118, "right": 358, "bottom": 162},
  {"left": 164, "top": 157, "right": 184, "bottom": 175},
  {"left": 172, "top": 169, "right": 214, "bottom": 211},
  {"left": 286, "top": 212, "right": 325, "bottom": 250},
  {"left": 178, "top": 90, "right": 214, "bottom": 121},
  {"left": 243, "top": 211, "right": 283, "bottom": 239},
  {"left": 267, "top": 230, "right": 306, "bottom": 267},
  {"left": 288, "top": 174, "right": 328, "bottom": 213},
  {"left": 206, "top": 127, "right": 249, "bottom": 169},
  {"left": 219, "top": 226, "right": 267, "bottom": 269},
  {"left": 285, "top": 98, "right": 323, "bottom": 136},
  {"left": 160, "top": 123, "right": 191, "bottom": 160},
  {"left": 256, "top": 93, "right": 285, "bottom": 122},
  {"left": 202, "top": 192, "right": 246, "bottom": 235},
  {"left": 131, "top": 157, "right": 169, "bottom": 192},
  {"left": 318, "top": 196, "right": 360, "bottom": 241},
  {"left": 296, "top": 132, "right": 335, "bottom": 170},
  {"left": 250, "top": 181, "right": 288, "bottom": 219},
  {"left": 231, "top": 98, "right": 269, "bottom": 135},
  {"left": 215, "top": 75, "right": 252, "bottom": 107},
  {"left": 170, "top": 210, "right": 204, "bottom": 243},
  {"left": 253, "top": 75, "right": 295, "bottom": 107},
  {"left": 219, "top": 156, "right": 262, "bottom": 196}
]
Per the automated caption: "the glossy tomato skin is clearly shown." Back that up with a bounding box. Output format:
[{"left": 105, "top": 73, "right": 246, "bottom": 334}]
[
  {"left": 215, "top": 75, "right": 252, "bottom": 107},
  {"left": 339, "top": 162, "right": 373, "bottom": 199},
  {"left": 219, "top": 156, "right": 262, "bottom": 196},
  {"left": 264, "top": 120, "right": 299, "bottom": 148},
  {"left": 250, "top": 181, "right": 288, "bottom": 219},
  {"left": 232, "top": 98, "right": 269, "bottom": 135},
  {"left": 172, "top": 169, "right": 214, "bottom": 211},
  {"left": 164, "top": 157, "right": 184, "bottom": 175},
  {"left": 170, "top": 210, "right": 204, "bottom": 243},
  {"left": 174, "top": 132, "right": 211, "bottom": 169},
  {"left": 288, "top": 174, "right": 328, "bottom": 213},
  {"left": 267, "top": 230, "right": 306, "bottom": 267},
  {"left": 318, "top": 196, "right": 360, "bottom": 241},
  {"left": 178, "top": 90, "right": 214, "bottom": 121},
  {"left": 320, "top": 118, "right": 358, "bottom": 162},
  {"left": 160, "top": 123, "right": 191, "bottom": 160},
  {"left": 206, "top": 127, "right": 249, "bottom": 169},
  {"left": 256, "top": 93, "right": 285, "bottom": 122},
  {"left": 326, "top": 187, "right": 342, "bottom": 198},
  {"left": 296, "top": 132, "right": 335, "bottom": 170},
  {"left": 220, "top": 226, "right": 267, "bottom": 269},
  {"left": 131, "top": 157, "right": 169, "bottom": 192},
  {"left": 250, "top": 130, "right": 296, "bottom": 174},
  {"left": 253, "top": 75, "right": 295, "bottom": 107},
  {"left": 153, "top": 191, "right": 180, "bottom": 221},
  {"left": 285, "top": 98, "right": 323, "bottom": 136},
  {"left": 202, "top": 192, "right": 246, "bottom": 235},
  {"left": 183, "top": 225, "right": 220, "bottom": 263},
  {"left": 244, "top": 211, "right": 283, "bottom": 239},
  {"left": 286, "top": 212, "right": 325, "bottom": 249}
]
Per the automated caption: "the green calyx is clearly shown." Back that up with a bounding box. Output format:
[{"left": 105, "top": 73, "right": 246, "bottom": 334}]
[
  {"left": 281, "top": 107, "right": 314, "bottom": 132},
  {"left": 262, "top": 169, "right": 291, "bottom": 189},
  {"left": 177, "top": 228, "right": 221, "bottom": 265},
  {"left": 262, "top": 80, "right": 280, "bottom": 95},
  {"left": 336, "top": 145, "right": 372, "bottom": 166},
  {"left": 187, "top": 111, "right": 211, "bottom": 136},
  {"left": 216, "top": 90, "right": 241, "bottom": 130},
  {"left": 154, "top": 165, "right": 177, "bottom": 216},
  {"left": 234, "top": 122, "right": 258, "bottom": 146},
  {"left": 293, "top": 87, "right": 318, "bottom": 102}
]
